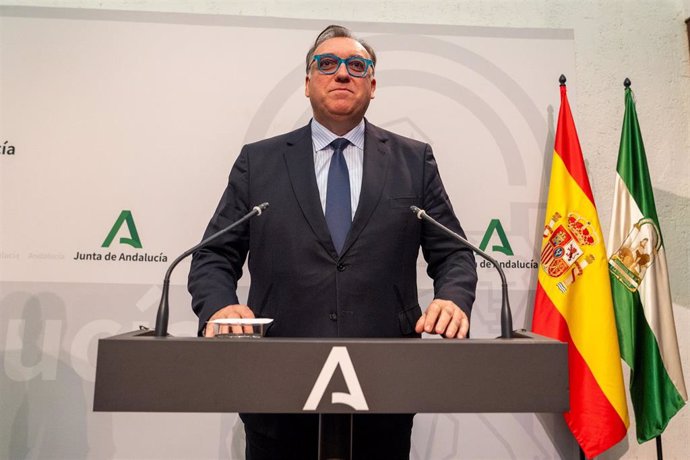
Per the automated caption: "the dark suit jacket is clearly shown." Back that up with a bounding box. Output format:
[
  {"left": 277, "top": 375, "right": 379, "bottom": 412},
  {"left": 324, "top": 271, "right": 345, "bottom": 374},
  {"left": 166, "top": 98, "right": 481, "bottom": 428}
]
[{"left": 188, "top": 120, "right": 477, "bottom": 338}]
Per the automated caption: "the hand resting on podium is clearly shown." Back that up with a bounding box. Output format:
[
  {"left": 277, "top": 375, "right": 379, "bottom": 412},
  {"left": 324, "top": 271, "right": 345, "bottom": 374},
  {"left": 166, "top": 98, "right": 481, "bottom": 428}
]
[
  {"left": 415, "top": 298, "right": 469, "bottom": 339},
  {"left": 204, "top": 304, "right": 256, "bottom": 337}
]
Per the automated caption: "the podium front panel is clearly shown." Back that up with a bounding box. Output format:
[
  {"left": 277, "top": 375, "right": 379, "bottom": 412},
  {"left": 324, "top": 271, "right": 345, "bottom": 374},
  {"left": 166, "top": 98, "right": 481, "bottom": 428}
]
[{"left": 94, "top": 331, "right": 568, "bottom": 414}]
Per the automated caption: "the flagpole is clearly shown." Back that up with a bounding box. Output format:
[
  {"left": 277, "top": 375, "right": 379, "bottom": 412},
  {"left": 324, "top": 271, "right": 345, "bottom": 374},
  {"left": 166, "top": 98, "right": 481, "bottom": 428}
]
[
  {"left": 624, "top": 77, "right": 631, "bottom": 89},
  {"left": 563, "top": 73, "right": 585, "bottom": 460}
]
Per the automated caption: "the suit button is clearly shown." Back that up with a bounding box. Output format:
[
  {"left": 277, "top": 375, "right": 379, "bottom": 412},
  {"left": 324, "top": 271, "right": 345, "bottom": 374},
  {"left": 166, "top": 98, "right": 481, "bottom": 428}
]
[
  {"left": 336, "top": 263, "right": 346, "bottom": 272},
  {"left": 329, "top": 313, "right": 338, "bottom": 321}
]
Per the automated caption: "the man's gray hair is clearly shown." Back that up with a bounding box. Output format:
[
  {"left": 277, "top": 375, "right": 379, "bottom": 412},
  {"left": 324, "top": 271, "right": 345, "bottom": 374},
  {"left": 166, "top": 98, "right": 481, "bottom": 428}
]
[{"left": 305, "top": 25, "right": 377, "bottom": 74}]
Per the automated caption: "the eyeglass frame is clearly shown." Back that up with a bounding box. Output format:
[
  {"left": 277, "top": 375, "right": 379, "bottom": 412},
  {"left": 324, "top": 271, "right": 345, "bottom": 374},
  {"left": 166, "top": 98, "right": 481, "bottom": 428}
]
[{"left": 310, "top": 53, "right": 375, "bottom": 78}]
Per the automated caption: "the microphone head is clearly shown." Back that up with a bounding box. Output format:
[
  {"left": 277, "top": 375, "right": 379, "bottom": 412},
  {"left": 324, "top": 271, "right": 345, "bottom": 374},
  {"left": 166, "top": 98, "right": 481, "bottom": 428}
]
[
  {"left": 253, "top": 202, "right": 270, "bottom": 215},
  {"left": 410, "top": 206, "right": 424, "bottom": 219}
]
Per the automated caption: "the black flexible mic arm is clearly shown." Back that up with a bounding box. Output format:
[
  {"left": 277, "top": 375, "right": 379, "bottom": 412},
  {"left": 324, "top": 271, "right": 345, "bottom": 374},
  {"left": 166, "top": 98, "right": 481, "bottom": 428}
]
[
  {"left": 154, "top": 202, "right": 269, "bottom": 337},
  {"left": 410, "top": 206, "right": 513, "bottom": 339}
]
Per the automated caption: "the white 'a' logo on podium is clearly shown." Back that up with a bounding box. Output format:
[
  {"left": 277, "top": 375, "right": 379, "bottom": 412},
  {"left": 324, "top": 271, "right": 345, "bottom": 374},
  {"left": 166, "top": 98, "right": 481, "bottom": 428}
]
[{"left": 303, "top": 346, "right": 369, "bottom": 411}]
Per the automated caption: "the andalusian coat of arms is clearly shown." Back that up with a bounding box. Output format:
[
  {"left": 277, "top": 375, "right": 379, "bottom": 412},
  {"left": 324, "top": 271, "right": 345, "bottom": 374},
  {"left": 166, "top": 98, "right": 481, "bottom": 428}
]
[{"left": 608, "top": 218, "right": 659, "bottom": 292}]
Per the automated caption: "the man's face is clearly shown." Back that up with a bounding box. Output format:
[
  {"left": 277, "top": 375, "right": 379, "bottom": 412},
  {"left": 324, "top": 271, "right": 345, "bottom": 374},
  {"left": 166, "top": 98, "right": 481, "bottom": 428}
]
[{"left": 305, "top": 37, "right": 376, "bottom": 132}]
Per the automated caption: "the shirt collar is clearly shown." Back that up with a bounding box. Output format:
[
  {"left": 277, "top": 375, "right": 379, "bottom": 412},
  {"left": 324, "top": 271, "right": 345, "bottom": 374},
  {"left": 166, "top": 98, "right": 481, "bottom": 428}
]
[{"left": 311, "top": 118, "right": 365, "bottom": 151}]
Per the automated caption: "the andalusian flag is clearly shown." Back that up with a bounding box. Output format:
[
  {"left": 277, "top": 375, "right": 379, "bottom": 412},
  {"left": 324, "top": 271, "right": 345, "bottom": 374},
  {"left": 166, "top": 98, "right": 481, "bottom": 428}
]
[
  {"left": 533, "top": 79, "right": 629, "bottom": 458},
  {"left": 607, "top": 84, "right": 687, "bottom": 443}
]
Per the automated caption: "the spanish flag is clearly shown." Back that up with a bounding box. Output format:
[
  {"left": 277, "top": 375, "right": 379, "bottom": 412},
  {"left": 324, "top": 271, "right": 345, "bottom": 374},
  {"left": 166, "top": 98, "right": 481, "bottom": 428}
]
[{"left": 532, "top": 78, "right": 629, "bottom": 458}]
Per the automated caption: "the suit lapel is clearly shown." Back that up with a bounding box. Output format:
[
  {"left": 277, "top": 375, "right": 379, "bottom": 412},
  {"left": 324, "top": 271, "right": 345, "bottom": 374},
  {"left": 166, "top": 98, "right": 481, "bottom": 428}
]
[
  {"left": 341, "top": 121, "right": 390, "bottom": 255},
  {"left": 284, "top": 124, "right": 339, "bottom": 258}
]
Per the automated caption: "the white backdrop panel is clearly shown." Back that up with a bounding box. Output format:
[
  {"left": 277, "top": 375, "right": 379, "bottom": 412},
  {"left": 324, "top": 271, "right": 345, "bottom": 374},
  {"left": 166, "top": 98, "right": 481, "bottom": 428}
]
[{"left": 0, "top": 7, "right": 578, "bottom": 459}]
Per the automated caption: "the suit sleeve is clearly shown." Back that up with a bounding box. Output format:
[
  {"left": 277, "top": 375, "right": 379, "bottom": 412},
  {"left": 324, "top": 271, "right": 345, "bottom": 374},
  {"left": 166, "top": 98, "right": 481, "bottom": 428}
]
[
  {"left": 188, "top": 146, "right": 251, "bottom": 335},
  {"left": 419, "top": 144, "right": 478, "bottom": 319}
]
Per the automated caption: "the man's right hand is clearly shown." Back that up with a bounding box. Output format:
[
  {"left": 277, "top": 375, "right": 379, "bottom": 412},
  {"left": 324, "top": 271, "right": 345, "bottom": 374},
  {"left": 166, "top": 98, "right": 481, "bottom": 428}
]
[{"left": 204, "top": 304, "right": 256, "bottom": 337}]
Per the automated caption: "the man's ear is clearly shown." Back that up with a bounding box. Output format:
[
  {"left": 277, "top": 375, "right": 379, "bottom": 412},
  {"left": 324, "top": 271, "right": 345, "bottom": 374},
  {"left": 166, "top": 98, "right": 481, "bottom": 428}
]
[
  {"left": 370, "top": 77, "right": 377, "bottom": 99},
  {"left": 305, "top": 75, "right": 310, "bottom": 97}
]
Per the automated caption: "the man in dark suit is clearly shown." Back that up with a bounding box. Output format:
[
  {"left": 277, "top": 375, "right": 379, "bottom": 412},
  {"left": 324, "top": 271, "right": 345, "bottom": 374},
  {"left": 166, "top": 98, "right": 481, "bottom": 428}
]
[{"left": 188, "top": 25, "right": 477, "bottom": 459}]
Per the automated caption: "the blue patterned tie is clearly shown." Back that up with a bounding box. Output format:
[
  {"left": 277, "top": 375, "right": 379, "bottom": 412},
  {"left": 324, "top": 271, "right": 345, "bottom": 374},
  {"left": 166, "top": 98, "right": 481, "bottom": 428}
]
[{"left": 325, "top": 138, "right": 352, "bottom": 254}]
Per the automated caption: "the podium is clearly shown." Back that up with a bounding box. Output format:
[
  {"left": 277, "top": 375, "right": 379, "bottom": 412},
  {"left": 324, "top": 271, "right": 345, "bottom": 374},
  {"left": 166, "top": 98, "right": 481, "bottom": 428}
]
[{"left": 94, "top": 330, "right": 568, "bottom": 458}]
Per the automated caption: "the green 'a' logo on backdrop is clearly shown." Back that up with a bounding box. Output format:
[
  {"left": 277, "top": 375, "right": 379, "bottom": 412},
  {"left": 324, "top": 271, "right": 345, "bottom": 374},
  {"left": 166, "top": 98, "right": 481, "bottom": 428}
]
[
  {"left": 102, "top": 210, "right": 142, "bottom": 248},
  {"left": 479, "top": 219, "right": 513, "bottom": 256}
]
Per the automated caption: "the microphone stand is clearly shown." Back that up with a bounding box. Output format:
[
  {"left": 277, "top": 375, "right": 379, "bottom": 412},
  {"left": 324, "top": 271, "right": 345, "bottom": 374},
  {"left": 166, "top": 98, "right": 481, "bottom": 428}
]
[
  {"left": 154, "top": 203, "right": 269, "bottom": 337},
  {"left": 411, "top": 206, "right": 513, "bottom": 339}
]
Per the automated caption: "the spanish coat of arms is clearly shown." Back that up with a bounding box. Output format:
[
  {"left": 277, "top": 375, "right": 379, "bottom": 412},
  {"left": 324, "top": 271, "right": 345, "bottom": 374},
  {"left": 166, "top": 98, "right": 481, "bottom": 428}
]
[{"left": 540, "top": 212, "right": 597, "bottom": 293}]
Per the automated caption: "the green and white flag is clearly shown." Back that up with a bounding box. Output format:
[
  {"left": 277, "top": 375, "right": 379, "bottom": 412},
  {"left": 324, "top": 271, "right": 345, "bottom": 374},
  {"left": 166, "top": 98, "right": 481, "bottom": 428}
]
[{"left": 608, "top": 86, "right": 687, "bottom": 443}]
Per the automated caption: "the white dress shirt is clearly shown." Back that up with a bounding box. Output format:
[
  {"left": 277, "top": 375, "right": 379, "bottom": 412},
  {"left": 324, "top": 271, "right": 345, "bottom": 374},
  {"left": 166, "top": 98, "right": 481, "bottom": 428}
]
[{"left": 311, "top": 118, "right": 365, "bottom": 220}]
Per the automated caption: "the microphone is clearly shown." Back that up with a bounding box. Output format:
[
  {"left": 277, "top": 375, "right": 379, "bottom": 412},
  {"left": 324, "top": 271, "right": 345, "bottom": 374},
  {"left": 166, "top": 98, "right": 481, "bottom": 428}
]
[
  {"left": 410, "top": 206, "right": 513, "bottom": 339},
  {"left": 154, "top": 203, "right": 269, "bottom": 337}
]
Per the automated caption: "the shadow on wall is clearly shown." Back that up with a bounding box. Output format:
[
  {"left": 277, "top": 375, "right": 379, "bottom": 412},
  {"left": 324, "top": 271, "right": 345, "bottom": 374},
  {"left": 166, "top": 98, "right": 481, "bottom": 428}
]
[
  {"left": 523, "top": 103, "right": 556, "bottom": 328},
  {"left": 0, "top": 291, "right": 92, "bottom": 459},
  {"left": 654, "top": 188, "right": 689, "bottom": 309},
  {"left": 216, "top": 415, "right": 245, "bottom": 459}
]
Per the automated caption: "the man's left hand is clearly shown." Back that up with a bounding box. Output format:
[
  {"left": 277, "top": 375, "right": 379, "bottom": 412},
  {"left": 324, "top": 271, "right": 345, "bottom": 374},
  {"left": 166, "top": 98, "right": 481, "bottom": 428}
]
[{"left": 415, "top": 298, "right": 469, "bottom": 339}]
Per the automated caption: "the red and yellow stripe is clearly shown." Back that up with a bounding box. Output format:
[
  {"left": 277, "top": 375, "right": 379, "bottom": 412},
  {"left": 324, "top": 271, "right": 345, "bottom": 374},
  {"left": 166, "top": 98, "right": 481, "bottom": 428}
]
[{"left": 533, "top": 85, "right": 629, "bottom": 458}]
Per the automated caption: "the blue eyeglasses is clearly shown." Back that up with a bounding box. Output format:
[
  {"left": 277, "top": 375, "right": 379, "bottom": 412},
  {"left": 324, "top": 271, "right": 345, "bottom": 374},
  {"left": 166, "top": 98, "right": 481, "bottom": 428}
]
[{"left": 311, "top": 54, "right": 374, "bottom": 78}]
